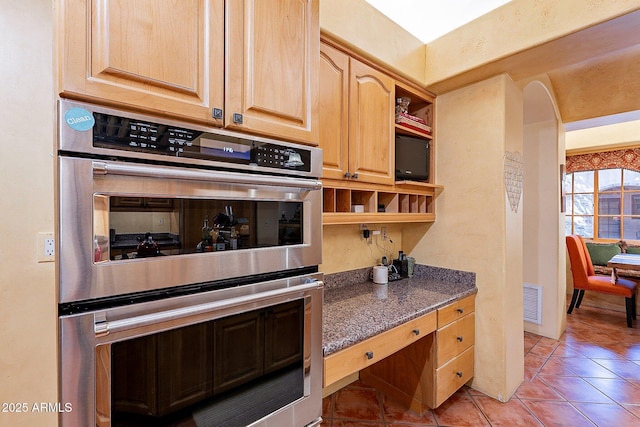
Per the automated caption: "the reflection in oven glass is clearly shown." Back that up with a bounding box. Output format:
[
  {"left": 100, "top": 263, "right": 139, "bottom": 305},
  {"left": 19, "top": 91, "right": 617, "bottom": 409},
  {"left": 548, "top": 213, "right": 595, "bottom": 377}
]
[
  {"left": 107, "top": 197, "right": 303, "bottom": 261},
  {"left": 108, "top": 300, "right": 304, "bottom": 426}
]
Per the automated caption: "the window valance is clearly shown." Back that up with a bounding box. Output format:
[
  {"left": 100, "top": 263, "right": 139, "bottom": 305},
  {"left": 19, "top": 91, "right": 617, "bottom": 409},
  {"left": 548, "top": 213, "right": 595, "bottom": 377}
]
[{"left": 566, "top": 148, "right": 640, "bottom": 174}]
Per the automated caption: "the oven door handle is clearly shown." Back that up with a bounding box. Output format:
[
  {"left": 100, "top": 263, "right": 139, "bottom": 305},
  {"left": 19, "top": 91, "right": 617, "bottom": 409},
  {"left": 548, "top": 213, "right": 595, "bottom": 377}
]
[
  {"left": 94, "top": 280, "right": 323, "bottom": 337},
  {"left": 92, "top": 161, "right": 322, "bottom": 190}
]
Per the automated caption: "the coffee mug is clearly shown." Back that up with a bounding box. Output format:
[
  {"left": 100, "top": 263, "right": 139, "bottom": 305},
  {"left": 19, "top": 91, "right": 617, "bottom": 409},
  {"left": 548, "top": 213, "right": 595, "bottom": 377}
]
[{"left": 373, "top": 265, "right": 388, "bottom": 284}]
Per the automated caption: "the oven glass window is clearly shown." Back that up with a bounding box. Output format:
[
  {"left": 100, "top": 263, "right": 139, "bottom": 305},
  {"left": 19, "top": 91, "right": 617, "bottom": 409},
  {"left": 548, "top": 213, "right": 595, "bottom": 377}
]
[
  {"left": 108, "top": 299, "right": 305, "bottom": 426},
  {"left": 103, "top": 197, "right": 303, "bottom": 261}
]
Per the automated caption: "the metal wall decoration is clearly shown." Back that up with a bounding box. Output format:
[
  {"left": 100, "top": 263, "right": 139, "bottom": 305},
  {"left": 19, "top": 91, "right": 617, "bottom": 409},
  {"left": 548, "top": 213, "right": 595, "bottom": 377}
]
[{"left": 504, "top": 151, "right": 524, "bottom": 213}]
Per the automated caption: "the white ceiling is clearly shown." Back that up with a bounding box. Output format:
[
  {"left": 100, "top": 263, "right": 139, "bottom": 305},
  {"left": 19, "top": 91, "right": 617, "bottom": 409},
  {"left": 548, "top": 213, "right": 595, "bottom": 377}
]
[{"left": 366, "top": 0, "right": 511, "bottom": 43}]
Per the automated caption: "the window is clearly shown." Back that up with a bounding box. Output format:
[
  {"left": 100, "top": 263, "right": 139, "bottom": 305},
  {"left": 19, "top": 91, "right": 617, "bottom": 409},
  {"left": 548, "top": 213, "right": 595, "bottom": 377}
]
[{"left": 565, "top": 168, "right": 640, "bottom": 241}]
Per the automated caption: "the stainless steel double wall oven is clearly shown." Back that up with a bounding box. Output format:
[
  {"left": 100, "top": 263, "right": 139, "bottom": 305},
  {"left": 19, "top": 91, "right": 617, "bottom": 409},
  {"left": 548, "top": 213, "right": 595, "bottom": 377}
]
[{"left": 57, "top": 100, "right": 324, "bottom": 427}]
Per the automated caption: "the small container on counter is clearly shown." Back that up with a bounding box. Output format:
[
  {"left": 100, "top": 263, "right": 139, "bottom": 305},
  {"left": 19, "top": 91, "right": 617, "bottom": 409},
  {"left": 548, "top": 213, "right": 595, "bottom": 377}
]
[
  {"left": 393, "top": 251, "right": 409, "bottom": 278},
  {"left": 372, "top": 265, "right": 388, "bottom": 284}
]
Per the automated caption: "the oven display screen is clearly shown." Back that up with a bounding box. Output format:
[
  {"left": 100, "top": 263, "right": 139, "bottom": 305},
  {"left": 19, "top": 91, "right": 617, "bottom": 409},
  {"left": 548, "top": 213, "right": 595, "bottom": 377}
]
[{"left": 199, "top": 137, "right": 251, "bottom": 161}]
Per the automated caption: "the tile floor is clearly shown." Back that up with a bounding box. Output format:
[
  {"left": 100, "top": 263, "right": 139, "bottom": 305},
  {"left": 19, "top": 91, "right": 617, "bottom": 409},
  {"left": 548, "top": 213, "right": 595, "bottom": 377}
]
[{"left": 322, "top": 303, "right": 640, "bottom": 426}]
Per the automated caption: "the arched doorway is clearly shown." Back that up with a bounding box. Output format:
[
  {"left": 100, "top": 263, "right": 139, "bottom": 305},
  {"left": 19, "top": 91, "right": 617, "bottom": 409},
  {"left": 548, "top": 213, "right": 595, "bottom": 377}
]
[{"left": 522, "top": 81, "right": 566, "bottom": 339}]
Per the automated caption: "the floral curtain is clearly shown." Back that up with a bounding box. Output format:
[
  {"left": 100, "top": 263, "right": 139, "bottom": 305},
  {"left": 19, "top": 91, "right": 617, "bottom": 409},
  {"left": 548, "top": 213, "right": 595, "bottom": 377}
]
[{"left": 566, "top": 148, "right": 640, "bottom": 173}]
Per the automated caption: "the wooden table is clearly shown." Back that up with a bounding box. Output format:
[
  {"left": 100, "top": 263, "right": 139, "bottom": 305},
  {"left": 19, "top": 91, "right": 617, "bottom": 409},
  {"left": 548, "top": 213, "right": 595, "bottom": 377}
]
[{"left": 607, "top": 253, "right": 640, "bottom": 283}]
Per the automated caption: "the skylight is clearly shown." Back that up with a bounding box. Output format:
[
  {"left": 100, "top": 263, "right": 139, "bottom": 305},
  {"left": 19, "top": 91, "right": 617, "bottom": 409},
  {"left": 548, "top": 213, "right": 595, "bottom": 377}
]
[{"left": 366, "top": 0, "right": 512, "bottom": 43}]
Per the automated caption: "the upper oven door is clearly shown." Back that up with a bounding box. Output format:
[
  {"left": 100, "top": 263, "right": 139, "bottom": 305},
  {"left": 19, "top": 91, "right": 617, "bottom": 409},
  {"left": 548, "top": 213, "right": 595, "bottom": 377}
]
[{"left": 58, "top": 156, "right": 322, "bottom": 303}]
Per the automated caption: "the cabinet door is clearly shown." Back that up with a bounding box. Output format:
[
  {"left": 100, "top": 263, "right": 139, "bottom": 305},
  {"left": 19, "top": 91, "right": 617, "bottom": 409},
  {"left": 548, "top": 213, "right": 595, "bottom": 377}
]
[
  {"left": 434, "top": 346, "right": 474, "bottom": 407},
  {"left": 213, "top": 310, "right": 264, "bottom": 394},
  {"left": 60, "top": 0, "right": 224, "bottom": 124},
  {"left": 111, "top": 335, "right": 157, "bottom": 416},
  {"left": 225, "top": 0, "right": 319, "bottom": 145},
  {"left": 348, "top": 59, "right": 395, "bottom": 185},
  {"left": 157, "top": 323, "right": 213, "bottom": 415},
  {"left": 264, "top": 300, "right": 304, "bottom": 374},
  {"left": 319, "top": 43, "right": 350, "bottom": 180}
]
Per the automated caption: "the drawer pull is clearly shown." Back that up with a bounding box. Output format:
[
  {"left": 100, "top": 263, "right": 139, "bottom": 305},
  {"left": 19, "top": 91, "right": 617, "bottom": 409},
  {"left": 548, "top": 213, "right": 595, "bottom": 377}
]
[
  {"left": 413, "top": 329, "right": 420, "bottom": 335},
  {"left": 456, "top": 371, "right": 463, "bottom": 378},
  {"left": 457, "top": 308, "right": 464, "bottom": 314},
  {"left": 365, "top": 351, "right": 374, "bottom": 360},
  {"left": 457, "top": 336, "right": 463, "bottom": 342}
]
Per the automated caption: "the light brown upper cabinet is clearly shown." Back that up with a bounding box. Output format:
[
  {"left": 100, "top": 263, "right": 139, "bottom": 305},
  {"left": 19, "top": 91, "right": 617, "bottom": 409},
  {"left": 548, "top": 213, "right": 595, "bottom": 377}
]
[
  {"left": 319, "top": 42, "right": 395, "bottom": 184},
  {"left": 59, "top": 0, "right": 319, "bottom": 145}
]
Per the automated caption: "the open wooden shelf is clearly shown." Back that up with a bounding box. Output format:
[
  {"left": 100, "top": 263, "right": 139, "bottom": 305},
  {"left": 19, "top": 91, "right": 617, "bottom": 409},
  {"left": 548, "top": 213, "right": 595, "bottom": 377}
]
[
  {"left": 322, "top": 180, "right": 439, "bottom": 224},
  {"left": 395, "top": 123, "right": 433, "bottom": 140}
]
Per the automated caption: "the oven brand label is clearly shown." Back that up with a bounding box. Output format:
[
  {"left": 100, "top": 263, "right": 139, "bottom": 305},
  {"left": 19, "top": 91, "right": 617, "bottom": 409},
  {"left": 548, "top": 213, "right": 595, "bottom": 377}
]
[{"left": 64, "top": 107, "right": 95, "bottom": 131}]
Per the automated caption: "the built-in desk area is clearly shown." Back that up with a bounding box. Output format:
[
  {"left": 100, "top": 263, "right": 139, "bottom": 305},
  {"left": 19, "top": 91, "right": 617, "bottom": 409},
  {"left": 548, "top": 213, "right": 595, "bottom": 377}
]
[{"left": 322, "top": 265, "right": 477, "bottom": 412}]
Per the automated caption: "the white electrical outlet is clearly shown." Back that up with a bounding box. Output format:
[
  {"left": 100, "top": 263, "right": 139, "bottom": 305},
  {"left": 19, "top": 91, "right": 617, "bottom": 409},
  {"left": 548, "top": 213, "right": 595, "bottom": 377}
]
[
  {"left": 45, "top": 238, "right": 55, "bottom": 256},
  {"left": 37, "top": 232, "right": 55, "bottom": 263}
]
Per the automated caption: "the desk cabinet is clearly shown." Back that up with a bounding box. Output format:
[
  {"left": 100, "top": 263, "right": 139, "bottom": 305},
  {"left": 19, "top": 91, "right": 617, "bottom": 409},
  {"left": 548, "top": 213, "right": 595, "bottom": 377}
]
[{"left": 359, "top": 295, "right": 475, "bottom": 412}]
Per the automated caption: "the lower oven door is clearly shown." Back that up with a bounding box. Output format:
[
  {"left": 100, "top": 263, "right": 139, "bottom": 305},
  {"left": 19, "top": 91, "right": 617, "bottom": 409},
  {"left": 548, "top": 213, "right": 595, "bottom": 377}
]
[
  {"left": 59, "top": 274, "right": 323, "bottom": 427},
  {"left": 59, "top": 155, "right": 322, "bottom": 303}
]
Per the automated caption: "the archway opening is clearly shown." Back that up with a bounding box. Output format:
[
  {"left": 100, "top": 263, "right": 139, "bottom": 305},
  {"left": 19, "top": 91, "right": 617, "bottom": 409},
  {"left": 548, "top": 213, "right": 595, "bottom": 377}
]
[{"left": 522, "top": 81, "right": 566, "bottom": 339}]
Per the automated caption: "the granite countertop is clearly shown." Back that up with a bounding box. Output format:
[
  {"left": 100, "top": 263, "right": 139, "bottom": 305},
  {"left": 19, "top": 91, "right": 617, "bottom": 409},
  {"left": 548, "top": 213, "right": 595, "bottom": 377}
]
[{"left": 323, "top": 264, "right": 477, "bottom": 356}]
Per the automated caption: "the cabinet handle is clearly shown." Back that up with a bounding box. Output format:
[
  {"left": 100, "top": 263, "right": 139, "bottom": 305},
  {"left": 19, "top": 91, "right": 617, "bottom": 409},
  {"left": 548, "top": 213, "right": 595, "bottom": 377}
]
[
  {"left": 352, "top": 173, "right": 359, "bottom": 179},
  {"left": 365, "top": 351, "right": 374, "bottom": 360},
  {"left": 456, "top": 371, "right": 463, "bottom": 378},
  {"left": 344, "top": 172, "right": 351, "bottom": 178},
  {"left": 212, "top": 108, "right": 223, "bottom": 120},
  {"left": 457, "top": 308, "right": 464, "bottom": 314},
  {"left": 413, "top": 329, "right": 420, "bottom": 335},
  {"left": 457, "top": 336, "right": 463, "bottom": 342},
  {"left": 232, "top": 113, "right": 243, "bottom": 124}
]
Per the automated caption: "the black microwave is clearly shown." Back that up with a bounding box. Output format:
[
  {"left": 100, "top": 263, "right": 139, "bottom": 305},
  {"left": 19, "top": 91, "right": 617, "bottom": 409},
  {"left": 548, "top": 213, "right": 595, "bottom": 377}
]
[{"left": 395, "top": 135, "right": 429, "bottom": 181}]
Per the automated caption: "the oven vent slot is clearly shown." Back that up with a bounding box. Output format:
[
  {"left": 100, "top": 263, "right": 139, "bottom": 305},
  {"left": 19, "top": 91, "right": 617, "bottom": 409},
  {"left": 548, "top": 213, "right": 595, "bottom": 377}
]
[{"left": 523, "top": 283, "right": 542, "bottom": 324}]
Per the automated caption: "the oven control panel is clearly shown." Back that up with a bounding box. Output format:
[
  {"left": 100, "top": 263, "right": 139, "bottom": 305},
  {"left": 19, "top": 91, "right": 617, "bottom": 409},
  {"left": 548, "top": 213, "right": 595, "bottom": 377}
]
[{"left": 90, "top": 112, "right": 312, "bottom": 172}]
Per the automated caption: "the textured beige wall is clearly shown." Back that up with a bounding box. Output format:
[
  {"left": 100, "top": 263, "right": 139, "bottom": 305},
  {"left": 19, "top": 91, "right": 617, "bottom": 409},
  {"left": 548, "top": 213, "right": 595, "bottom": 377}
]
[
  {"left": 566, "top": 120, "right": 640, "bottom": 153},
  {"left": 320, "top": 0, "right": 426, "bottom": 84},
  {"left": 0, "top": 1, "right": 58, "bottom": 426},
  {"left": 407, "top": 75, "right": 524, "bottom": 401},
  {"left": 320, "top": 224, "right": 404, "bottom": 274}
]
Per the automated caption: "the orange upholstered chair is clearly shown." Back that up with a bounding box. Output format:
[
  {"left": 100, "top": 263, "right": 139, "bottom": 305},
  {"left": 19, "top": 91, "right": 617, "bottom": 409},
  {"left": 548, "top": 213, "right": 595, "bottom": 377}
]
[{"left": 566, "top": 235, "right": 638, "bottom": 327}]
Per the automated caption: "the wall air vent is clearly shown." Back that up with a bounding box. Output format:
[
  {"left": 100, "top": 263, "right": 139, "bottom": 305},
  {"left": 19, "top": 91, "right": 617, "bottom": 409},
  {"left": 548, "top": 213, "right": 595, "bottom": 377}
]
[{"left": 523, "top": 283, "right": 542, "bottom": 324}]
